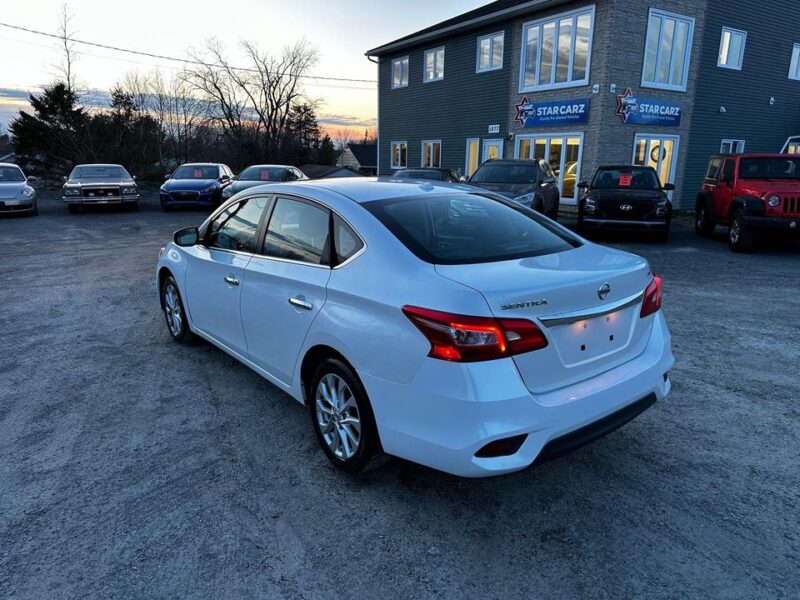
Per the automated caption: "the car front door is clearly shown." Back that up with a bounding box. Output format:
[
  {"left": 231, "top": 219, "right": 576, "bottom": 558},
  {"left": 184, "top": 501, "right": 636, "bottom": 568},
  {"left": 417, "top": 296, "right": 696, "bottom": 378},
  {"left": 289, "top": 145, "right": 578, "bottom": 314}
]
[
  {"left": 240, "top": 196, "right": 333, "bottom": 385},
  {"left": 714, "top": 159, "right": 736, "bottom": 217},
  {"left": 183, "top": 196, "right": 270, "bottom": 353}
]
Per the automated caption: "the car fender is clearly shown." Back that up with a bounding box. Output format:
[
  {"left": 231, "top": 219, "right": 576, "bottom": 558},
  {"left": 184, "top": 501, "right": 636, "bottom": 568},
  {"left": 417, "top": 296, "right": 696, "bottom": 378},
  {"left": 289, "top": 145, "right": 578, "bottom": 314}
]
[
  {"left": 696, "top": 190, "right": 713, "bottom": 213},
  {"left": 730, "top": 195, "right": 765, "bottom": 217},
  {"left": 157, "top": 245, "right": 194, "bottom": 327}
]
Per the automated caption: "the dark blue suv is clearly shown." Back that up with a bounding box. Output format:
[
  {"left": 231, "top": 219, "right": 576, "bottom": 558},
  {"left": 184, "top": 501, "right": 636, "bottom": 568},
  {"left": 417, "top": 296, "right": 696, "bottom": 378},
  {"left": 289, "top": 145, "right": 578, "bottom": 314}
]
[{"left": 160, "top": 163, "right": 233, "bottom": 210}]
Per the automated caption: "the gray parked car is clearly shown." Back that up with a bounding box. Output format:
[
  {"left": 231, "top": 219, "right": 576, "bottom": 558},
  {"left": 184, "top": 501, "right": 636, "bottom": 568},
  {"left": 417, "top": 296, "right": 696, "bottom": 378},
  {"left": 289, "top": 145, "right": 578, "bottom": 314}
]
[
  {"left": 467, "top": 159, "right": 560, "bottom": 220},
  {"left": 62, "top": 164, "right": 139, "bottom": 213},
  {"left": 0, "top": 163, "right": 37, "bottom": 216},
  {"left": 222, "top": 165, "right": 308, "bottom": 200}
]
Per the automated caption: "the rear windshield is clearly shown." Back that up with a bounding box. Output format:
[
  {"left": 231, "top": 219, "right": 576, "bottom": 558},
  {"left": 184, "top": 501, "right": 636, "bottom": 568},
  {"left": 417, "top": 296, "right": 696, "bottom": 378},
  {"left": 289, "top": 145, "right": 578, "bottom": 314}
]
[
  {"left": 0, "top": 166, "right": 25, "bottom": 182},
  {"left": 239, "top": 166, "right": 287, "bottom": 181},
  {"left": 364, "top": 193, "right": 580, "bottom": 265},
  {"left": 173, "top": 165, "right": 219, "bottom": 179},
  {"left": 71, "top": 166, "right": 128, "bottom": 179},
  {"left": 470, "top": 163, "right": 537, "bottom": 184},
  {"left": 739, "top": 157, "right": 800, "bottom": 180},
  {"left": 394, "top": 170, "right": 442, "bottom": 181},
  {"left": 592, "top": 167, "right": 660, "bottom": 190}
]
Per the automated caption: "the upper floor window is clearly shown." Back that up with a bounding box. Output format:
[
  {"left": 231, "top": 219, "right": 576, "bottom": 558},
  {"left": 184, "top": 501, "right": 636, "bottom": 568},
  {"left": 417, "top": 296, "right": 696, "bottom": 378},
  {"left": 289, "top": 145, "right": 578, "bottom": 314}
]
[
  {"left": 642, "top": 9, "right": 695, "bottom": 91},
  {"left": 721, "top": 139, "right": 745, "bottom": 154},
  {"left": 392, "top": 56, "right": 409, "bottom": 88},
  {"left": 424, "top": 47, "right": 445, "bottom": 82},
  {"left": 520, "top": 6, "right": 594, "bottom": 92},
  {"left": 717, "top": 27, "right": 746, "bottom": 70},
  {"left": 391, "top": 141, "right": 407, "bottom": 169},
  {"left": 789, "top": 43, "right": 800, "bottom": 80},
  {"left": 477, "top": 32, "right": 504, "bottom": 72},
  {"left": 421, "top": 140, "right": 442, "bottom": 168}
]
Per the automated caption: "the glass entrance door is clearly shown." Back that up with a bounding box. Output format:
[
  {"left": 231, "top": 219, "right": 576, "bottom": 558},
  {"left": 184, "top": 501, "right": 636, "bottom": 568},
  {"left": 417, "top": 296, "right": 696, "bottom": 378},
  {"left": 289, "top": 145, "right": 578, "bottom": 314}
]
[
  {"left": 483, "top": 139, "right": 503, "bottom": 162},
  {"left": 516, "top": 133, "right": 584, "bottom": 204},
  {"left": 632, "top": 134, "right": 680, "bottom": 198}
]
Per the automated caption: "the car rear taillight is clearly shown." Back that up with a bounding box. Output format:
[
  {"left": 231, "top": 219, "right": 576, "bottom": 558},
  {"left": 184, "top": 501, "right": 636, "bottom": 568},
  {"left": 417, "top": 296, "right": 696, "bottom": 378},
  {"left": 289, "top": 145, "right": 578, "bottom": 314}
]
[
  {"left": 402, "top": 305, "right": 548, "bottom": 362},
  {"left": 640, "top": 275, "right": 662, "bottom": 318}
]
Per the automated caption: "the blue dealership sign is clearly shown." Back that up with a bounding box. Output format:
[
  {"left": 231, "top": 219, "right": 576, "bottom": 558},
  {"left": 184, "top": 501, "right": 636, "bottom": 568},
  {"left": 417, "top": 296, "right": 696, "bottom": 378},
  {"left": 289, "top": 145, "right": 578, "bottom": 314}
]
[
  {"left": 514, "top": 97, "right": 590, "bottom": 128},
  {"left": 615, "top": 88, "right": 681, "bottom": 127}
]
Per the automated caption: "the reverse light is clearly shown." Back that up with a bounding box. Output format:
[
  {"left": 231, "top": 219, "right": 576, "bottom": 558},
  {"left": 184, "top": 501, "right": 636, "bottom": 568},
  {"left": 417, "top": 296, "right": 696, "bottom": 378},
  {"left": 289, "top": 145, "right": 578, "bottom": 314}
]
[
  {"left": 402, "top": 305, "right": 548, "bottom": 362},
  {"left": 640, "top": 275, "right": 663, "bottom": 318}
]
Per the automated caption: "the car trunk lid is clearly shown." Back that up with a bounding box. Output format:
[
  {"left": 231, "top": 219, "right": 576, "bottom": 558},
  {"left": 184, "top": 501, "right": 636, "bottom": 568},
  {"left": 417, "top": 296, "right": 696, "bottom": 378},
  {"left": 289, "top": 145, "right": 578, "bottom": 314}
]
[{"left": 435, "top": 244, "right": 655, "bottom": 397}]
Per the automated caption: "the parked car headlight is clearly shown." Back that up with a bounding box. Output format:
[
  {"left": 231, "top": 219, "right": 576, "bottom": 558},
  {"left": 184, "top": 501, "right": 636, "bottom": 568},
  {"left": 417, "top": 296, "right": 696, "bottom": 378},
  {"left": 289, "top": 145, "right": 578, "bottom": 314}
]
[
  {"left": 201, "top": 184, "right": 219, "bottom": 194},
  {"left": 63, "top": 186, "right": 81, "bottom": 196},
  {"left": 512, "top": 192, "right": 534, "bottom": 207},
  {"left": 767, "top": 195, "right": 780, "bottom": 207},
  {"left": 20, "top": 186, "right": 35, "bottom": 198},
  {"left": 121, "top": 186, "right": 138, "bottom": 196},
  {"left": 583, "top": 198, "right": 597, "bottom": 214}
]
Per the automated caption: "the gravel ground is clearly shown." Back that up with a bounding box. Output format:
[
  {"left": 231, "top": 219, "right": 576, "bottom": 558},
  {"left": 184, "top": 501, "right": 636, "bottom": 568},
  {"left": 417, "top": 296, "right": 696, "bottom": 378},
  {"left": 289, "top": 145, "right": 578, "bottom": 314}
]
[{"left": 1, "top": 190, "right": 798, "bottom": 599}]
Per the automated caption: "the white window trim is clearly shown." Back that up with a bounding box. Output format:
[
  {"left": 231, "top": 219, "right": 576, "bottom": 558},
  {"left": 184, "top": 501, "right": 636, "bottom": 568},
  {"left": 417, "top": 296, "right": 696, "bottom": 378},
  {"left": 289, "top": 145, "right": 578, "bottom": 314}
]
[
  {"left": 518, "top": 5, "right": 595, "bottom": 94},
  {"left": 421, "top": 140, "right": 442, "bottom": 168},
  {"left": 717, "top": 27, "right": 747, "bottom": 71},
  {"left": 390, "top": 141, "right": 407, "bottom": 169},
  {"left": 720, "top": 139, "right": 745, "bottom": 154},
  {"left": 789, "top": 43, "right": 800, "bottom": 80},
  {"left": 781, "top": 135, "right": 800, "bottom": 153},
  {"left": 641, "top": 8, "right": 695, "bottom": 92},
  {"left": 391, "top": 56, "right": 409, "bottom": 89},
  {"left": 465, "top": 137, "right": 480, "bottom": 176},
  {"left": 423, "top": 46, "right": 445, "bottom": 83},
  {"left": 476, "top": 31, "right": 504, "bottom": 73},
  {"left": 630, "top": 134, "right": 681, "bottom": 199}
]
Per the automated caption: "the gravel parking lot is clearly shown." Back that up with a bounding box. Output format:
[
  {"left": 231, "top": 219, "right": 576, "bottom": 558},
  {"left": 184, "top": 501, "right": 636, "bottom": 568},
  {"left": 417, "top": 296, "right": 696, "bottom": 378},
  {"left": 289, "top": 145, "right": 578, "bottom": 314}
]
[{"left": 1, "top": 190, "right": 798, "bottom": 599}]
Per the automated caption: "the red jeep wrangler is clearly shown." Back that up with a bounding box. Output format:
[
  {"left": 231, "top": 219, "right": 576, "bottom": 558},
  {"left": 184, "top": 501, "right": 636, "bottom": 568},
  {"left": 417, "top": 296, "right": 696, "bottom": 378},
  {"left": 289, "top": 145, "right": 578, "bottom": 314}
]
[{"left": 695, "top": 153, "right": 800, "bottom": 251}]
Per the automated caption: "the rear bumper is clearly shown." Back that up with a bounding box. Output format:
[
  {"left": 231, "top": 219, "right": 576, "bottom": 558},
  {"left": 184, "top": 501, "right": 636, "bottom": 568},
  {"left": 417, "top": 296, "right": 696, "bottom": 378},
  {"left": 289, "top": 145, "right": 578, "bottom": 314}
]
[
  {"left": 742, "top": 215, "right": 800, "bottom": 232},
  {"left": 360, "top": 311, "right": 674, "bottom": 477},
  {"left": 581, "top": 217, "right": 669, "bottom": 231}
]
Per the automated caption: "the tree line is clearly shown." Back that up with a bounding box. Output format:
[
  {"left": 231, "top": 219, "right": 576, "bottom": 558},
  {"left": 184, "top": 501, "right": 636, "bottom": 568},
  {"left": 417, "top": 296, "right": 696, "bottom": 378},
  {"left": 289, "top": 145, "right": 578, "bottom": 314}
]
[{"left": 10, "top": 35, "right": 349, "bottom": 180}]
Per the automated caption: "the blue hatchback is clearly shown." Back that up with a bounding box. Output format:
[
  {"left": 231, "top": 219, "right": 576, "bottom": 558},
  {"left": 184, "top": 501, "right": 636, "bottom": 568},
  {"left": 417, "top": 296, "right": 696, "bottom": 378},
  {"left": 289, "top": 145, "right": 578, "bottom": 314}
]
[{"left": 160, "top": 163, "right": 234, "bottom": 210}]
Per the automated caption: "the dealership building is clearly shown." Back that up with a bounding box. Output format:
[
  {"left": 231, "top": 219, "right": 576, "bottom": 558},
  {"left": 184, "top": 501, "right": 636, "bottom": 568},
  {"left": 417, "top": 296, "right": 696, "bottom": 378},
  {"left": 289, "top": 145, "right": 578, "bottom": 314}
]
[{"left": 367, "top": 0, "right": 800, "bottom": 209}]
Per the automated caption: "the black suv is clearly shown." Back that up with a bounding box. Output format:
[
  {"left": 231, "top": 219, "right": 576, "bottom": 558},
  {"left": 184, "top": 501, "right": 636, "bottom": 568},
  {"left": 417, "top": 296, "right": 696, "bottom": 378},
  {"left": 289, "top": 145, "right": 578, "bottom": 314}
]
[{"left": 467, "top": 159, "right": 560, "bottom": 220}]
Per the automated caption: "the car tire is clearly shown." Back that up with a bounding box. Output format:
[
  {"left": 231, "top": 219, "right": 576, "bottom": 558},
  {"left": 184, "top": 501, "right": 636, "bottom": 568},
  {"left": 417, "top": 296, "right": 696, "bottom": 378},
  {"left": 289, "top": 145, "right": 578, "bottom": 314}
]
[
  {"left": 68, "top": 204, "right": 79, "bottom": 214},
  {"left": 695, "top": 203, "right": 715, "bottom": 237},
  {"left": 728, "top": 209, "right": 754, "bottom": 252},
  {"left": 309, "top": 358, "right": 381, "bottom": 474},
  {"left": 160, "top": 274, "right": 193, "bottom": 343},
  {"left": 654, "top": 224, "right": 671, "bottom": 244}
]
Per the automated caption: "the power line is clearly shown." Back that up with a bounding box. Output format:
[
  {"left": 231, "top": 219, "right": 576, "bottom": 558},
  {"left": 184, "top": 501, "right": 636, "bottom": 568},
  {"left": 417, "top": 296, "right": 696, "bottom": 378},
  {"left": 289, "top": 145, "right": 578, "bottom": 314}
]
[{"left": 0, "top": 21, "right": 378, "bottom": 84}]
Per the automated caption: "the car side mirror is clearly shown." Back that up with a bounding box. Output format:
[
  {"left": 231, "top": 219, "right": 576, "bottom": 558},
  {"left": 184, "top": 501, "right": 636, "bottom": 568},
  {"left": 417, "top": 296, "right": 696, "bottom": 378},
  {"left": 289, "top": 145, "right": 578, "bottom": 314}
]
[
  {"left": 459, "top": 175, "right": 469, "bottom": 183},
  {"left": 542, "top": 175, "right": 556, "bottom": 184},
  {"left": 62, "top": 175, "right": 68, "bottom": 182},
  {"left": 173, "top": 226, "right": 199, "bottom": 247},
  {"left": 27, "top": 175, "right": 38, "bottom": 182},
  {"left": 165, "top": 173, "right": 172, "bottom": 180},
  {"left": 577, "top": 180, "right": 589, "bottom": 189},
  {"left": 662, "top": 183, "right": 675, "bottom": 191},
  {"left": 132, "top": 175, "right": 137, "bottom": 181},
  {"left": 220, "top": 175, "right": 230, "bottom": 182}
]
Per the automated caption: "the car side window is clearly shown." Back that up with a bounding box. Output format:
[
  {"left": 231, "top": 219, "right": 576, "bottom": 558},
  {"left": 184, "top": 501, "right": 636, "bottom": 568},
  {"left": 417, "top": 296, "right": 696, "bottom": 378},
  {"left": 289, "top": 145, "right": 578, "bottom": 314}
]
[
  {"left": 206, "top": 197, "right": 268, "bottom": 252},
  {"left": 334, "top": 215, "right": 364, "bottom": 264},
  {"left": 721, "top": 160, "right": 735, "bottom": 183},
  {"left": 264, "top": 197, "right": 331, "bottom": 266},
  {"left": 706, "top": 159, "right": 723, "bottom": 181}
]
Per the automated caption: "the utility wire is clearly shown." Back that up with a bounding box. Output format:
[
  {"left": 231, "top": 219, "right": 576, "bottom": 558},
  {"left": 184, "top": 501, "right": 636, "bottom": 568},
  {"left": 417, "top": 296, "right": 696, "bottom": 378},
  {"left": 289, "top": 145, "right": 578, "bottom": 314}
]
[{"left": 0, "top": 21, "right": 378, "bottom": 84}]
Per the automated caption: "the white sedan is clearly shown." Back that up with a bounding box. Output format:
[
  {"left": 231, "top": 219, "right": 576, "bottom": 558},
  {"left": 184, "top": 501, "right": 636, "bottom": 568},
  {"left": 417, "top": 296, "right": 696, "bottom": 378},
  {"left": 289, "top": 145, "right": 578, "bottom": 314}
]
[{"left": 156, "top": 179, "right": 674, "bottom": 477}]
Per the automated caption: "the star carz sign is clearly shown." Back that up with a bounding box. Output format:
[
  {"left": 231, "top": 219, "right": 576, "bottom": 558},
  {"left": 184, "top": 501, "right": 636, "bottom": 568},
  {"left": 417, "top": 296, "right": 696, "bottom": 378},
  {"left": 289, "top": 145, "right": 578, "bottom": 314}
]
[{"left": 615, "top": 88, "right": 681, "bottom": 126}]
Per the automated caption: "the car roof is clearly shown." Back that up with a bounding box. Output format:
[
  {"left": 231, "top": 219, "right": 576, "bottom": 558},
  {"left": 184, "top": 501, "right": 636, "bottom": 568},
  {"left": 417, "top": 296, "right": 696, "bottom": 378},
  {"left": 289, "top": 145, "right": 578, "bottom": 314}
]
[
  {"left": 241, "top": 177, "right": 477, "bottom": 204},
  {"left": 709, "top": 153, "right": 797, "bottom": 160},
  {"left": 480, "top": 159, "right": 538, "bottom": 165},
  {"left": 72, "top": 163, "right": 126, "bottom": 168},
  {"left": 595, "top": 165, "right": 657, "bottom": 170},
  {"left": 177, "top": 163, "right": 223, "bottom": 167},
  {"left": 0, "top": 163, "right": 22, "bottom": 168},
  {"left": 241, "top": 164, "right": 293, "bottom": 169}
]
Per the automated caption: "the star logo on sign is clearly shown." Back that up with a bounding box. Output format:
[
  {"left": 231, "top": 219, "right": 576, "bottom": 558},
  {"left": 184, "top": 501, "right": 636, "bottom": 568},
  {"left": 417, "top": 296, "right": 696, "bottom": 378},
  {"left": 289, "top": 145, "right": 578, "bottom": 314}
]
[
  {"left": 514, "top": 96, "right": 531, "bottom": 125},
  {"left": 615, "top": 87, "right": 637, "bottom": 123}
]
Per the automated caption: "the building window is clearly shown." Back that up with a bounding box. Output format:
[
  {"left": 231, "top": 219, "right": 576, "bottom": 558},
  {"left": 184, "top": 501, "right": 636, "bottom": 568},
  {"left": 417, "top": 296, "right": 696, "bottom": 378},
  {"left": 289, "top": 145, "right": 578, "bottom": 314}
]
[
  {"left": 392, "top": 57, "right": 409, "bottom": 88},
  {"left": 465, "top": 138, "right": 480, "bottom": 177},
  {"left": 789, "top": 44, "right": 800, "bottom": 80},
  {"left": 519, "top": 6, "right": 594, "bottom": 92},
  {"left": 391, "top": 141, "right": 407, "bottom": 169},
  {"left": 642, "top": 9, "right": 695, "bottom": 91},
  {"left": 421, "top": 140, "right": 442, "bottom": 168},
  {"left": 424, "top": 47, "right": 445, "bottom": 82},
  {"left": 720, "top": 139, "right": 745, "bottom": 154},
  {"left": 516, "top": 133, "right": 583, "bottom": 202},
  {"left": 717, "top": 27, "right": 746, "bottom": 70},
  {"left": 477, "top": 32, "right": 504, "bottom": 72}
]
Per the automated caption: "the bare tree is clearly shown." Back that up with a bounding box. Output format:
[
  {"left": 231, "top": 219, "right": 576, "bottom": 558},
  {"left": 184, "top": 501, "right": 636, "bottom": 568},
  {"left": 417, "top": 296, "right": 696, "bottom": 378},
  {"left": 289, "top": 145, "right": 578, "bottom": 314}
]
[
  {"left": 55, "top": 3, "right": 78, "bottom": 93},
  {"left": 333, "top": 127, "right": 355, "bottom": 150}
]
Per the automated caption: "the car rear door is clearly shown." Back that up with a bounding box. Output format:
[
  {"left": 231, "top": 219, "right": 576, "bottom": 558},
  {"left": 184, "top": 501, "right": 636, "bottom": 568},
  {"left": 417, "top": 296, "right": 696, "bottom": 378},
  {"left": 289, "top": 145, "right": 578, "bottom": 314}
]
[
  {"left": 240, "top": 195, "right": 333, "bottom": 385},
  {"left": 183, "top": 196, "right": 270, "bottom": 354}
]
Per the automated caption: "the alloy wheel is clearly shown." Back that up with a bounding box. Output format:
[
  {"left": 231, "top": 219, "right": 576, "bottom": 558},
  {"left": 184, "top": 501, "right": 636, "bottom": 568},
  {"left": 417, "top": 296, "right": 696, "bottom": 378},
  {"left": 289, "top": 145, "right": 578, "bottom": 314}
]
[
  {"left": 729, "top": 219, "right": 740, "bottom": 245},
  {"left": 163, "top": 283, "right": 183, "bottom": 337},
  {"left": 315, "top": 373, "right": 362, "bottom": 460}
]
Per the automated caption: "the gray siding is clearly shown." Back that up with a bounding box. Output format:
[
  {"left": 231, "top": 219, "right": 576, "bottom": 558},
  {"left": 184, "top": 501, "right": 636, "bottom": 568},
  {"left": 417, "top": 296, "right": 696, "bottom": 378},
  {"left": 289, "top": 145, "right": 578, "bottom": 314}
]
[
  {"left": 377, "top": 24, "right": 512, "bottom": 175},
  {"left": 682, "top": 0, "right": 800, "bottom": 205}
]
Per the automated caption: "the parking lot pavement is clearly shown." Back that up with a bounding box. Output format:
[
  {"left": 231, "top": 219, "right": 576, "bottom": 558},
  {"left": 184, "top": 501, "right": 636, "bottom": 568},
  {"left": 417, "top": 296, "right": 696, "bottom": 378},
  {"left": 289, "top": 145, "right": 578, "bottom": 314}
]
[{"left": 1, "top": 190, "right": 798, "bottom": 599}]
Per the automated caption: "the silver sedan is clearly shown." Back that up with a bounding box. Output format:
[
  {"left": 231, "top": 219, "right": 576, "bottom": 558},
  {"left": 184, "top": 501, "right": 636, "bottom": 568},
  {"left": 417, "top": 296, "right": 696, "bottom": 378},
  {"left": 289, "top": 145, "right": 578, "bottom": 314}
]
[{"left": 0, "top": 163, "right": 37, "bottom": 216}]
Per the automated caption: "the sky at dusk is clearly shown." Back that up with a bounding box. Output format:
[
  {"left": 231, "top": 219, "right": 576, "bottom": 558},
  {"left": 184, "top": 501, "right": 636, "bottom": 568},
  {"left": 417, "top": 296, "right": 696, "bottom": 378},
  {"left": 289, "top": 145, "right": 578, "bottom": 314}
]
[{"left": 0, "top": 0, "right": 487, "bottom": 135}]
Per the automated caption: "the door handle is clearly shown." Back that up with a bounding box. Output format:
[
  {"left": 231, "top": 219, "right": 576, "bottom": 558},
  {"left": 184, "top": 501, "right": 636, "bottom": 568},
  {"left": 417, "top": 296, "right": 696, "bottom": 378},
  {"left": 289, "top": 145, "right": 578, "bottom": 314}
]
[
  {"left": 288, "top": 297, "right": 313, "bottom": 310},
  {"left": 224, "top": 274, "right": 240, "bottom": 286}
]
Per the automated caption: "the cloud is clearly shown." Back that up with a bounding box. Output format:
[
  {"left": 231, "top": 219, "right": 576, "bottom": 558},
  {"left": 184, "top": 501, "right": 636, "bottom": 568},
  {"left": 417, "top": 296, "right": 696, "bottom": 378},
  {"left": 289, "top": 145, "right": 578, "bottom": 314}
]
[{"left": 318, "top": 113, "right": 377, "bottom": 128}]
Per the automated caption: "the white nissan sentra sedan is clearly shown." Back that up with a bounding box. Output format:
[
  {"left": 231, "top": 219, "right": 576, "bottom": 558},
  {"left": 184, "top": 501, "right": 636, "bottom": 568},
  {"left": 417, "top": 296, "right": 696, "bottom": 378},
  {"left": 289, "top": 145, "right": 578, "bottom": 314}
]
[{"left": 156, "top": 179, "right": 674, "bottom": 477}]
